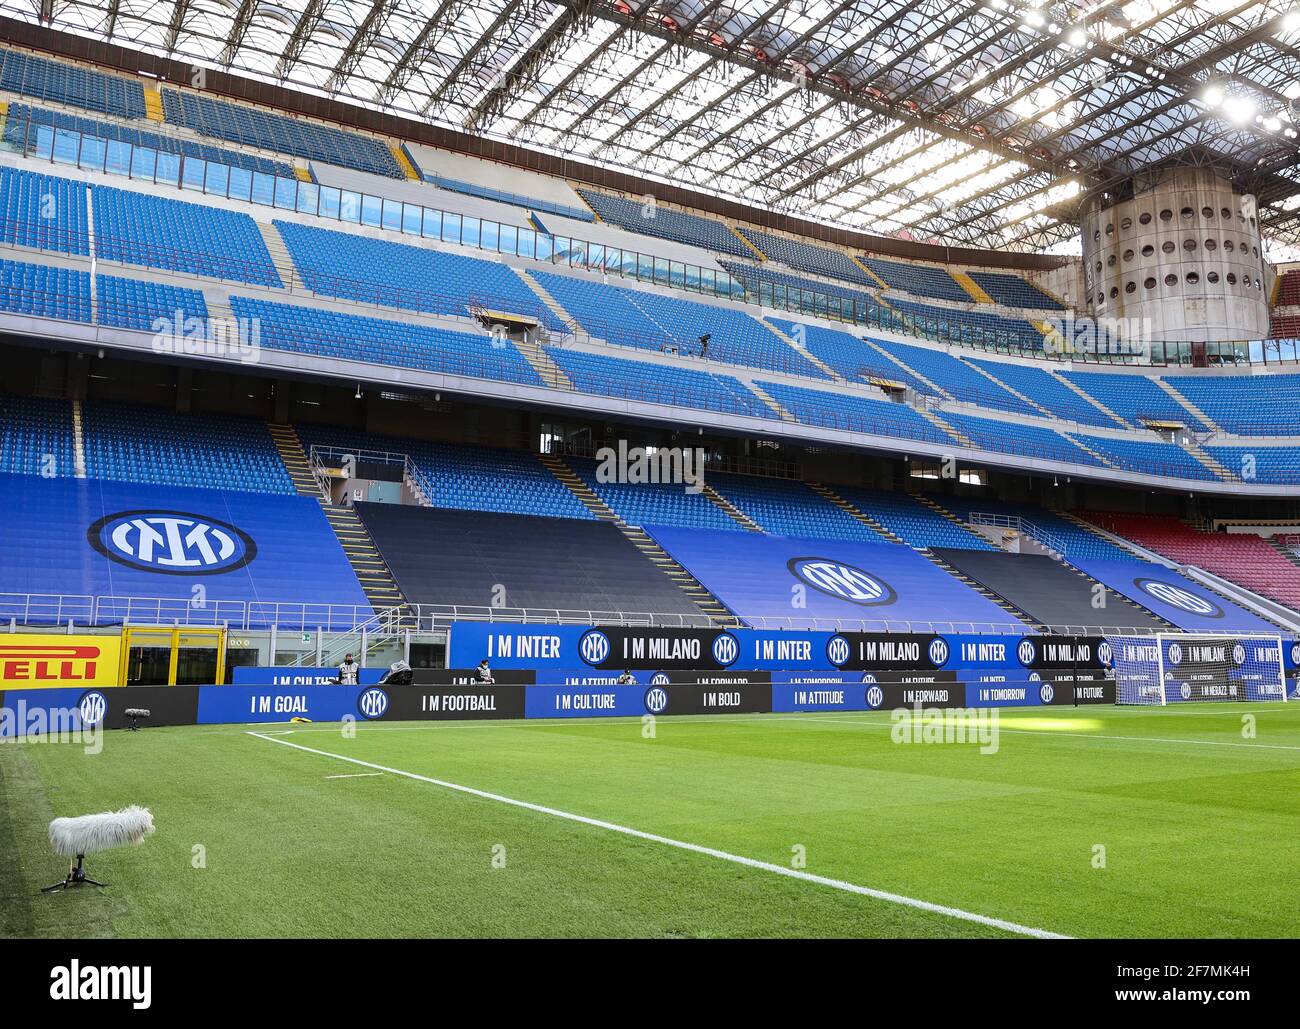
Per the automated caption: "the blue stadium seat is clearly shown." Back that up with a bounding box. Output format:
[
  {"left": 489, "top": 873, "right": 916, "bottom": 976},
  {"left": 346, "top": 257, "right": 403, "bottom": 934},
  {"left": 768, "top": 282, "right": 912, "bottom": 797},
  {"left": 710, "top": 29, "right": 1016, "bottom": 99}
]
[
  {"left": 0, "top": 47, "right": 146, "bottom": 118},
  {"left": 81, "top": 402, "right": 294, "bottom": 494},
  {"left": 861, "top": 257, "right": 972, "bottom": 303},
  {"left": 884, "top": 296, "right": 1046, "bottom": 351},
  {"left": 230, "top": 296, "right": 543, "bottom": 386},
  {"left": 967, "top": 358, "right": 1124, "bottom": 428},
  {"left": 575, "top": 189, "right": 751, "bottom": 257},
  {"left": 161, "top": 89, "right": 402, "bottom": 178},
  {"left": 568, "top": 456, "right": 747, "bottom": 533},
  {"left": 275, "top": 220, "right": 560, "bottom": 329},
  {"left": 834, "top": 487, "right": 995, "bottom": 551},
  {"left": 92, "top": 185, "right": 280, "bottom": 286},
  {"left": 1162, "top": 374, "right": 1300, "bottom": 436},
  {"left": 709, "top": 473, "right": 888, "bottom": 542},
  {"left": 942, "top": 411, "right": 1106, "bottom": 466},
  {"left": 720, "top": 261, "right": 893, "bottom": 324},
  {"left": 295, "top": 426, "right": 594, "bottom": 521},
  {"left": 967, "top": 271, "right": 1065, "bottom": 310},
  {"left": 544, "top": 346, "right": 777, "bottom": 419},
  {"left": 1204, "top": 445, "right": 1300, "bottom": 484},
  {"left": 0, "top": 258, "right": 91, "bottom": 322},
  {"left": 734, "top": 228, "right": 877, "bottom": 286},
  {"left": 870, "top": 338, "right": 1040, "bottom": 416},
  {"left": 755, "top": 379, "right": 954, "bottom": 444},
  {"left": 96, "top": 275, "right": 208, "bottom": 332},
  {"left": 5, "top": 104, "right": 295, "bottom": 178},
  {"left": 763, "top": 318, "right": 914, "bottom": 384},
  {"left": 1067, "top": 433, "right": 1220, "bottom": 481},
  {"left": 536, "top": 271, "right": 826, "bottom": 377},
  {"left": 0, "top": 394, "right": 74, "bottom": 478},
  {"left": 0, "top": 166, "right": 90, "bottom": 254},
  {"left": 1061, "top": 370, "right": 1207, "bottom": 430}
]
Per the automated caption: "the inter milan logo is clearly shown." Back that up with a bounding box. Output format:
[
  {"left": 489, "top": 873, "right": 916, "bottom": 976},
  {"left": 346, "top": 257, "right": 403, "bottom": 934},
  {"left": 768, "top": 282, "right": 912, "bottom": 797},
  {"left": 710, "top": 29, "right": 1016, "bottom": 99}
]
[
  {"left": 1039, "top": 683, "right": 1055, "bottom": 704},
  {"left": 1232, "top": 643, "right": 1246, "bottom": 666},
  {"left": 1135, "top": 578, "right": 1221, "bottom": 617},
  {"left": 644, "top": 687, "right": 669, "bottom": 714},
  {"left": 77, "top": 691, "right": 108, "bottom": 727},
  {"left": 1017, "top": 639, "right": 1037, "bottom": 666},
  {"left": 578, "top": 630, "right": 611, "bottom": 666},
  {"left": 1098, "top": 641, "right": 1113, "bottom": 666},
  {"left": 650, "top": 673, "right": 671, "bottom": 686},
  {"left": 1180, "top": 682, "right": 1192, "bottom": 701},
  {"left": 711, "top": 633, "right": 739, "bottom": 667},
  {"left": 787, "top": 558, "right": 897, "bottom": 606},
  {"left": 357, "top": 688, "right": 388, "bottom": 720},
  {"left": 1291, "top": 643, "right": 1300, "bottom": 665},
  {"left": 90, "top": 510, "right": 256, "bottom": 574},
  {"left": 1167, "top": 643, "right": 1183, "bottom": 666},
  {"left": 865, "top": 685, "right": 884, "bottom": 709},
  {"left": 928, "top": 637, "right": 949, "bottom": 666},
  {"left": 826, "top": 635, "right": 851, "bottom": 667}
]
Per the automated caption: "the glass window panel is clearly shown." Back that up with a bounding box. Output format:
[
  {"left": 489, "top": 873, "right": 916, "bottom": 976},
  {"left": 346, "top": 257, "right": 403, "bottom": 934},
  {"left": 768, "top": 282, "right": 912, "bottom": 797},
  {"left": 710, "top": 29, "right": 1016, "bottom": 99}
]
[
  {"left": 77, "top": 135, "right": 106, "bottom": 171},
  {"left": 381, "top": 197, "right": 402, "bottom": 231},
  {"left": 319, "top": 185, "right": 341, "bottom": 220},
  {"left": 250, "top": 172, "right": 277, "bottom": 207},
  {"left": 133, "top": 146, "right": 160, "bottom": 182},
  {"left": 339, "top": 190, "right": 362, "bottom": 222},
  {"left": 422, "top": 208, "right": 441, "bottom": 238},
  {"left": 360, "top": 194, "right": 382, "bottom": 227},
  {"left": 498, "top": 224, "right": 516, "bottom": 254},
  {"left": 32, "top": 124, "right": 55, "bottom": 160},
  {"left": 402, "top": 203, "right": 422, "bottom": 234},
  {"left": 274, "top": 177, "right": 299, "bottom": 210},
  {"left": 228, "top": 167, "right": 254, "bottom": 203},
  {"left": 441, "top": 211, "right": 461, "bottom": 243},
  {"left": 51, "top": 128, "right": 81, "bottom": 165},
  {"left": 205, "top": 162, "right": 230, "bottom": 196},
  {"left": 296, "top": 182, "right": 320, "bottom": 216}
]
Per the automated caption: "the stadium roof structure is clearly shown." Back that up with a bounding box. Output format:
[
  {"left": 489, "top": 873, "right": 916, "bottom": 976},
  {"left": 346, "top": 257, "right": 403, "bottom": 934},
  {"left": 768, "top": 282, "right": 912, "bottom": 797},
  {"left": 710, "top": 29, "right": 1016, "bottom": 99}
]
[{"left": 9, "top": 0, "right": 1300, "bottom": 252}]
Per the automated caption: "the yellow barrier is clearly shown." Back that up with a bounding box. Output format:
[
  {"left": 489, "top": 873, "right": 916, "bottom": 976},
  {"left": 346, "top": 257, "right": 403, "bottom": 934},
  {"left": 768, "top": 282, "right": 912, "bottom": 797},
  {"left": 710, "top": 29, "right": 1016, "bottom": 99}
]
[{"left": 0, "top": 635, "right": 123, "bottom": 689}]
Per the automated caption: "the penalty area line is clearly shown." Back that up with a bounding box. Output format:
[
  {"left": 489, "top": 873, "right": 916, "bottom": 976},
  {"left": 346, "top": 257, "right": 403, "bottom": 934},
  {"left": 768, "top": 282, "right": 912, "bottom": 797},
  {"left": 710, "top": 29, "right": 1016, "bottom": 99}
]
[{"left": 246, "top": 730, "right": 1068, "bottom": 940}]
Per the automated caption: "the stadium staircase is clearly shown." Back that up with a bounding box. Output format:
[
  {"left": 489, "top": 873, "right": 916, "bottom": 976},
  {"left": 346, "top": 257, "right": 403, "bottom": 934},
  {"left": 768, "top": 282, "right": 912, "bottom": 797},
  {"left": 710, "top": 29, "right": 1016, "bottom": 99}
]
[
  {"left": 536, "top": 452, "right": 741, "bottom": 626},
  {"left": 255, "top": 222, "right": 296, "bottom": 288},
  {"left": 967, "top": 363, "right": 1053, "bottom": 417},
  {"left": 511, "top": 333, "right": 572, "bottom": 389},
  {"left": 1182, "top": 440, "right": 1236, "bottom": 482},
  {"left": 866, "top": 339, "right": 949, "bottom": 398},
  {"left": 267, "top": 422, "right": 410, "bottom": 620},
  {"left": 698, "top": 482, "right": 763, "bottom": 531},
  {"left": 761, "top": 319, "right": 843, "bottom": 381},
  {"left": 918, "top": 408, "right": 973, "bottom": 446},
  {"left": 70, "top": 398, "right": 87, "bottom": 477},
  {"left": 746, "top": 381, "right": 796, "bottom": 420},
  {"left": 517, "top": 268, "right": 575, "bottom": 326},
  {"left": 1053, "top": 374, "right": 1127, "bottom": 426},
  {"left": 1154, "top": 378, "right": 1222, "bottom": 434},
  {"left": 852, "top": 257, "right": 889, "bottom": 288},
  {"left": 806, "top": 483, "right": 902, "bottom": 543},
  {"left": 950, "top": 271, "right": 993, "bottom": 304}
]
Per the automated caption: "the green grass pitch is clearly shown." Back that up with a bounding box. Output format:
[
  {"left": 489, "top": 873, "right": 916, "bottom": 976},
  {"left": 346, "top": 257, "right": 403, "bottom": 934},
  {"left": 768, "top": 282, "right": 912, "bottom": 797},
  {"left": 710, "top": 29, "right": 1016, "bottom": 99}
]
[{"left": 2, "top": 703, "right": 1298, "bottom": 938}]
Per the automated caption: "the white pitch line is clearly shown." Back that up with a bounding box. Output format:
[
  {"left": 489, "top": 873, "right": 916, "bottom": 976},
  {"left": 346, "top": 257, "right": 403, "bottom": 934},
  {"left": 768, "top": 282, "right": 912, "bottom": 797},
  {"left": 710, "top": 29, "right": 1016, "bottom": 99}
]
[
  {"left": 246, "top": 730, "right": 1068, "bottom": 940},
  {"left": 325, "top": 772, "right": 384, "bottom": 779}
]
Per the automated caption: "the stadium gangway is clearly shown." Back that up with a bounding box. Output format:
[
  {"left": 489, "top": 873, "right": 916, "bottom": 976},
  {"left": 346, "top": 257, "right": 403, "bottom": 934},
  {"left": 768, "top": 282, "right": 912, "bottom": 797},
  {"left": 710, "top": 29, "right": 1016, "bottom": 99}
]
[
  {"left": 968, "top": 513, "right": 1068, "bottom": 557},
  {"left": 410, "top": 605, "right": 717, "bottom": 630},
  {"left": 290, "top": 606, "right": 408, "bottom": 668}
]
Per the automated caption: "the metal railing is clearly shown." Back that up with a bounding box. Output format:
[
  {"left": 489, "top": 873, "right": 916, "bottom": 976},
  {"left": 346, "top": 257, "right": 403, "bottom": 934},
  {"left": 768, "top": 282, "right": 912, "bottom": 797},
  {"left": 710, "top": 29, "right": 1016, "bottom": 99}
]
[
  {"left": 410, "top": 605, "right": 718, "bottom": 629},
  {"left": 969, "top": 513, "right": 1068, "bottom": 558},
  {"left": 0, "top": 592, "right": 380, "bottom": 631}
]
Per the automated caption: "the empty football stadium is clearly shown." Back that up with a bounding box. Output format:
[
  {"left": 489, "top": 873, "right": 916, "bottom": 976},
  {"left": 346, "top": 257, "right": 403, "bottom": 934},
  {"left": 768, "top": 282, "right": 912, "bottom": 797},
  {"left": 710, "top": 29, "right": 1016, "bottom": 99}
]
[{"left": 2, "top": 4, "right": 1300, "bottom": 959}]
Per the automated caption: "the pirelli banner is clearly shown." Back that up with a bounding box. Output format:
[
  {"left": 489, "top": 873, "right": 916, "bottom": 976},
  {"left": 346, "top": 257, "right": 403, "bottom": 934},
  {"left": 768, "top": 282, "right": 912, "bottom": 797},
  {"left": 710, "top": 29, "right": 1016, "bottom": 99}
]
[{"left": 0, "top": 635, "right": 123, "bottom": 689}]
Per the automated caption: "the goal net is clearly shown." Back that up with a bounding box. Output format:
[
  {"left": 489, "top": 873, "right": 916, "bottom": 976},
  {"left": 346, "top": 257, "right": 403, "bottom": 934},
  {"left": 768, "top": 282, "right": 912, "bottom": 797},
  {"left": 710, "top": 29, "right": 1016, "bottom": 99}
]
[{"left": 1111, "top": 633, "right": 1288, "bottom": 705}]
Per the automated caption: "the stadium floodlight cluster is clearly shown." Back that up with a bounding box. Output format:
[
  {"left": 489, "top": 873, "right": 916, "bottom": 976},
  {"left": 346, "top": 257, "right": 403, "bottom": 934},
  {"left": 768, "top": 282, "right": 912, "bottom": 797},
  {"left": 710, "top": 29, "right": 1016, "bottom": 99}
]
[{"left": 1110, "top": 633, "right": 1289, "bottom": 705}]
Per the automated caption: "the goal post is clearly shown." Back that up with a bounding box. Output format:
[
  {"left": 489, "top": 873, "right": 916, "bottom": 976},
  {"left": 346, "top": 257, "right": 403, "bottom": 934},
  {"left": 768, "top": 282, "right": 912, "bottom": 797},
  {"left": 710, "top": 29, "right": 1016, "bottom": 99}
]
[{"left": 1112, "top": 633, "right": 1288, "bottom": 705}]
